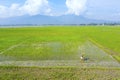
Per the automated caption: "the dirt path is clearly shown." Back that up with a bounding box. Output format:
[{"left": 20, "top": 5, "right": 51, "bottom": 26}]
[{"left": 0, "top": 60, "right": 119, "bottom": 68}]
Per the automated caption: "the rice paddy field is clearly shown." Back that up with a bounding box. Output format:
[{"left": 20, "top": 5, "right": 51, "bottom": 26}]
[{"left": 0, "top": 26, "right": 120, "bottom": 79}]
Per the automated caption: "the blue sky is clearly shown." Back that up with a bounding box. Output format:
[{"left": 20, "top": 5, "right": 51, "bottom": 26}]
[{"left": 0, "top": 0, "right": 120, "bottom": 21}]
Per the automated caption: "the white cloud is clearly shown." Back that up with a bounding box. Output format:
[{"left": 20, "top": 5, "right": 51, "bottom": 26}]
[
  {"left": 9, "top": 4, "right": 21, "bottom": 16},
  {"left": 66, "top": 0, "right": 87, "bottom": 16},
  {"left": 0, "top": 5, "right": 9, "bottom": 18},
  {"left": 20, "top": 0, "right": 51, "bottom": 15},
  {"left": 0, "top": 0, "right": 51, "bottom": 18}
]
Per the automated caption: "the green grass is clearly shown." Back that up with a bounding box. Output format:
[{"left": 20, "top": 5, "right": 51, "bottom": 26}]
[
  {"left": 0, "top": 26, "right": 120, "bottom": 61},
  {"left": 0, "top": 66, "right": 120, "bottom": 80},
  {"left": 0, "top": 26, "right": 120, "bottom": 80}
]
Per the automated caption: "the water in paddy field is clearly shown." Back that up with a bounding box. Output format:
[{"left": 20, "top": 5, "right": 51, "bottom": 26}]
[
  {"left": 79, "top": 42, "right": 115, "bottom": 62},
  {"left": 0, "top": 42, "right": 80, "bottom": 60},
  {"left": 78, "top": 41, "right": 120, "bottom": 67},
  {"left": 0, "top": 41, "right": 120, "bottom": 68}
]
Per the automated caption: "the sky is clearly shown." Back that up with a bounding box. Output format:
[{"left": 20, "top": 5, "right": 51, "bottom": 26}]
[{"left": 0, "top": 0, "right": 120, "bottom": 21}]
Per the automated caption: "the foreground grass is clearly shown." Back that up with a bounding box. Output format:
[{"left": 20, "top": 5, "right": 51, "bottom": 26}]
[{"left": 0, "top": 66, "right": 120, "bottom": 80}]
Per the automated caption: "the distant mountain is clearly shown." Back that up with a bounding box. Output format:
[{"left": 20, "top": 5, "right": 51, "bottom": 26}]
[{"left": 0, "top": 15, "right": 111, "bottom": 25}]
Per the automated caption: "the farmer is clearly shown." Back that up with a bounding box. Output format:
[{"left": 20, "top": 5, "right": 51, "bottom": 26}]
[
  {"left": 80, "top": 55, "right": 84, "bottom": 60},
  {"left": 80, "top": 49, "right": 85, "bottom": 61}
]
